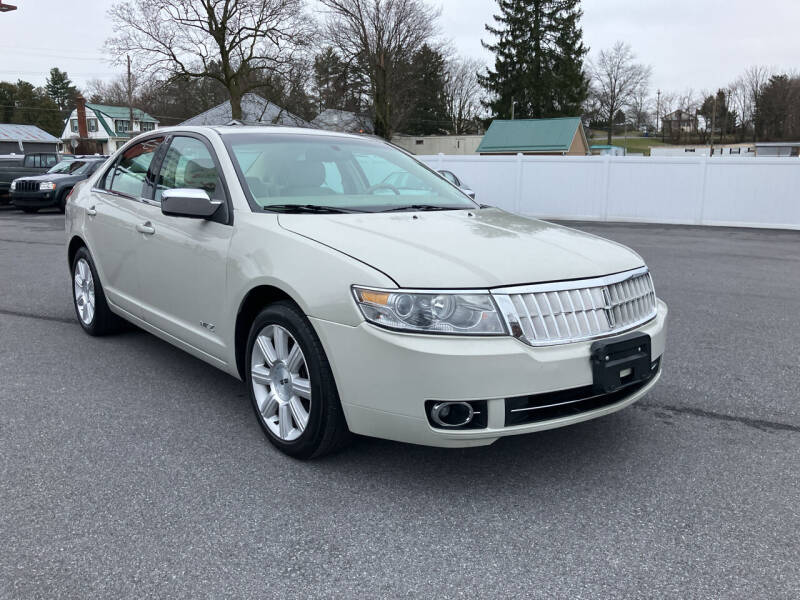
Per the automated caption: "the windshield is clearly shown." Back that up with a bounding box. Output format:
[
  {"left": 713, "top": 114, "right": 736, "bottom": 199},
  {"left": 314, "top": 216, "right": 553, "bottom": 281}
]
[
  {"left": 48, "top": 160, "right": 91, "bottom": 175},
  {"left": 225, "top": 133, "right": 477, "bottom": 212}
]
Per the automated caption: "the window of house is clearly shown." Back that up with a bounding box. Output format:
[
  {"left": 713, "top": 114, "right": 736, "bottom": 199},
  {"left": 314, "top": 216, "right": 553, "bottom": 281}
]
[
  {"left": 70, "top": 119, "right": 78, "bottom": 133},
  {"left": 115, "top": 120, "right": 130, "bottom": 133},
  {"left": 140, "top": 121, "right": 155, "bottom": 132},
  {"left": 415, "top": 140, "right": 424, "bottom": 145},
  {"left": 87, "top": 118, "right": 98, "bottom": 133},
  {"left": 105, "top": 137, "right": 165, "bottom": 197}
]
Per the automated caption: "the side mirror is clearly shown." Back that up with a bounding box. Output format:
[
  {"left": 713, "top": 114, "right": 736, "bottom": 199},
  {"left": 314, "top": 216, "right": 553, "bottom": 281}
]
[{"left": 161, "top": 188, "right": 222, "bottom": 219}]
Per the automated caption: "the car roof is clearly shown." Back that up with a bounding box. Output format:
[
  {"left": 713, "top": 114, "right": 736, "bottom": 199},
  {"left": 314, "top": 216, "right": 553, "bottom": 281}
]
[{"left": 151, "top": 124, "right": 375, "bottom": 143}]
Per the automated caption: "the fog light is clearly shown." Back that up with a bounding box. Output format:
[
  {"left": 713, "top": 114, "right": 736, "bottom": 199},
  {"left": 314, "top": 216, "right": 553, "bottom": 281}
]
[{"left": 430, "top": 401, "right": 474, "bottom": 427}]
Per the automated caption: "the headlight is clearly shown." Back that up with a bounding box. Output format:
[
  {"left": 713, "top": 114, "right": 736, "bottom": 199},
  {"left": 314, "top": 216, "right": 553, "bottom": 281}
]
[
  {"left": 9, "top": 180, "right": 16, "bottom": 191},
  {"left": 39, "top": 182, "right": 56, "bottom": 191},
  {"left": 352, "top": 286, "right": 507, "bottom": 335}
]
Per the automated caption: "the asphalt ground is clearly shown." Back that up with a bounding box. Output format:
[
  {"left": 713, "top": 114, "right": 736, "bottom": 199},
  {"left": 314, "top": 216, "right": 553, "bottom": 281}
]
[{"left": 1, "top": 207, "right": 798, "bottom": 599}]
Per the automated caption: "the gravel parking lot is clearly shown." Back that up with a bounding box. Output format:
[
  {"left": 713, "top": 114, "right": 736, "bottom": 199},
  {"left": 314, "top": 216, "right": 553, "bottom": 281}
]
[{"left": 1, "top": 207, "right": 798, "bottom": 599}]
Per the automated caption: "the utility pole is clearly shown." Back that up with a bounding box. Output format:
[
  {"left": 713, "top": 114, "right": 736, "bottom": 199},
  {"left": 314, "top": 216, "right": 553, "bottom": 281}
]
[
  {"left": 511, "top": 96, "right": 515, "bottom": 120},
  {"left": 656, "top": 89, "right": 661, "bottom": 137},
  {"left": 709, "top": 92, "right": 717, "bottom": 156},
  {"left": 127, "top": 55, "right": 134, "bottom": 137}
]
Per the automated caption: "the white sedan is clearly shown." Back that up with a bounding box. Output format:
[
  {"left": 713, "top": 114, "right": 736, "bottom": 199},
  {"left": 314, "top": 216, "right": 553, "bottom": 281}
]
[{"left": 66, "top": 126, "right": 667, "bottom": 458}]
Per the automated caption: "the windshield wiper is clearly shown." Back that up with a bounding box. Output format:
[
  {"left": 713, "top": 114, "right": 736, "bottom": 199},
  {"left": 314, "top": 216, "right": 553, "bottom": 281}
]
[
  {"left": 263, "top": 204, "right": 366, "bottom": 214},
  {"left": 378, "top": 204, "right": 461, "bottom": 212}
]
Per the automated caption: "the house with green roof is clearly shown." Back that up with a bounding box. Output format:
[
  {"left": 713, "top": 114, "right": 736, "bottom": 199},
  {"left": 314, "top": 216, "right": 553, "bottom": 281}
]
[
  {"left": 60, "top": 97, "right": 159, "bottom": 155},
  {"left": 476, "top": 117, "right": 589, "bottom": 156}
]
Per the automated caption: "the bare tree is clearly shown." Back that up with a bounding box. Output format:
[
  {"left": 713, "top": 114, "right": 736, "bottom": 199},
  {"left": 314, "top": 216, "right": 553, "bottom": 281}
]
[
  {"left": 85, "top": 75, "right": 135, "bottom": 105},
  {"left": 742, "top": 65, "right": 771, "bottom": 142},
  {"left": 106, "top": 0, "right": 311, "bottom": 120},
  {"left": 588, "top": 42, "right": 651, "bottom": 144},
  {"left": 318, "top": 0, "right": 439, "bottom": 139},
  {"left": 627, "top": 83, "right": 652, "bottom": 131},
  {"left": 444, "top": 56, "right": 485, "bottom": 135}
]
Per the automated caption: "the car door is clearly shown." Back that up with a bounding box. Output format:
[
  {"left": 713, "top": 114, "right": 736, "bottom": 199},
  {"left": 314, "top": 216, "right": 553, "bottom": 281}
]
[
  {"left": 87, "top": 137, "right": 165, "bottom": 317},
  {"left": 133, "top": 134, "right": 233, "bottom": 360}
]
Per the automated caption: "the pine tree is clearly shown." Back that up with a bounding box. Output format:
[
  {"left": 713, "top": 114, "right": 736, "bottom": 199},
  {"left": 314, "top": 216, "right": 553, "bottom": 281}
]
[
  {"left": 480, "top": 0, "right": 588, "bottom": 119},
  {"left": 405, "top": 45, "right": 449, "bottom": 135},
  {"left": 45, "top": 67, "right": 77, "bottom": 111}
]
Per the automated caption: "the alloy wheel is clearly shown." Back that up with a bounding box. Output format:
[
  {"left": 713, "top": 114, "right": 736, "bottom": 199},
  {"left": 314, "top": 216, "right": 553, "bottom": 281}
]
[
  {"left": 250, "top": 324, "right": 312, "bottom": 442},
  {"left": 74, "top": 258, "right": 95, "bottom": 325}
]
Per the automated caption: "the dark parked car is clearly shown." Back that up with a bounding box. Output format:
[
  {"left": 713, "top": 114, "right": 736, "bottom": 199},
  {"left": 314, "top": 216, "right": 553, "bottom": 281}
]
[
  {"left": 0, "top": 152, "right": 61, "bottom": 202},
  {"left": 11, "top": 157, "right": 107, "bottom": 213}
]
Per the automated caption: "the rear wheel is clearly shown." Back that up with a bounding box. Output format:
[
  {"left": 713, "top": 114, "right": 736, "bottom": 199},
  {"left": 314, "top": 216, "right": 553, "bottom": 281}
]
[
  {"left": 246, "top": 301, "right": 351, "bottom": 458},
  {"left": 71, "top": 247, "right": 124, "bottom": 335}
]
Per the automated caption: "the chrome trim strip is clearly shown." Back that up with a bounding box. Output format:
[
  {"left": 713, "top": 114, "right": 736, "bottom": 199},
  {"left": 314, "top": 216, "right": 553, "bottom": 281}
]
[{"left": 490, "top": 265, "right": 650, "bottom": 295}]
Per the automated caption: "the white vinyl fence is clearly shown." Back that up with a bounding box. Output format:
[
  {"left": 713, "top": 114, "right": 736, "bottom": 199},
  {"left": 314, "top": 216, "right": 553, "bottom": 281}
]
[{"left": 420, "top": 154, "right": 800, "bottom": 230}]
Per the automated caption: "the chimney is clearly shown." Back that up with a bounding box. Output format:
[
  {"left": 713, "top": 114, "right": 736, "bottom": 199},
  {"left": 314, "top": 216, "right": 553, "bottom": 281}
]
[{"left": 76, "top": 95, "right": 88, "bottom": 139}]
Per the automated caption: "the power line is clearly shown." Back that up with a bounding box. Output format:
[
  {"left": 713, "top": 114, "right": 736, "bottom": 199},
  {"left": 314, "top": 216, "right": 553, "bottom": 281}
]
[{"left": 0, "top": 103, "right": 192, "bottom": 122}]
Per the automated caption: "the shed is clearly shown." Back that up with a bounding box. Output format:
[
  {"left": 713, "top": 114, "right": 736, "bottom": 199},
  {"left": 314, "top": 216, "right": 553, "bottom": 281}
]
[
  {"left": 591, "top": 144, "right": 626, "bottom": 156},
  {"left": 754, "top": 142, "right": 800, "bottom": 157},
  {"left": 0, "top": 124, "right": 62, "bottom": 154},
  {"left": 476, "top": 117, "right": 589, "bottom": 156}
]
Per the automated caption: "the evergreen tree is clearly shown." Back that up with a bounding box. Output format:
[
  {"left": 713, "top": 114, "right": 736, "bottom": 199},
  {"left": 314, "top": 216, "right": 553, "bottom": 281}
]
[
  {"left": 312, "top": 47, "right": 366, "bottom": 114},
  {"left": 480, "top": 0, "right": 588, "bottom": 119},
  {"left": 405, "top": 45, "right": 449, "bottom": 135},
  {"left": 1, "top": 79, "right": 64, "bottom": 135},
  {"left": 45, "top": 67, "right": 78, "bottom": 110}
]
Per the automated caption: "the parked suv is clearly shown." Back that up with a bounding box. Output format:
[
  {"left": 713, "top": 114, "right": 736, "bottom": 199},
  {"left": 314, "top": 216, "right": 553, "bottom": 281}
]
[
  {"left": 11, "top": 157, "right": 107, "bottom": 213},
  {"left": 0, "top": 152, "right": 61, "bottom": 202},
  {"left": 66, "top": 126, "right": 667, "bottom": 458}
]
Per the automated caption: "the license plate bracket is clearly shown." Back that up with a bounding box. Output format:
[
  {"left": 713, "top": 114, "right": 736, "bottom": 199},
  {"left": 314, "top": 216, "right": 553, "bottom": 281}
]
[{"left": 590, "top": 332, "right": 652, "bottom": 393}]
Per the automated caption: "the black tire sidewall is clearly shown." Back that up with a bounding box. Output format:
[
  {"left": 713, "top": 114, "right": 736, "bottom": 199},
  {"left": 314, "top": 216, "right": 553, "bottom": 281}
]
[
  {"left": 71, "top": 247, "right": 113, "bottom": 335},
  {"left": 245, "top": 302, "right": 335, "bottom": 458},
  {"left": 58, "top": 189, "right": 70, "bottom": 213}
]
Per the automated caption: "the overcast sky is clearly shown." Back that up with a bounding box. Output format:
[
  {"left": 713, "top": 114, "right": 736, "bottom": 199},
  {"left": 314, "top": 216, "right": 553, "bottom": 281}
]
[{"left": 2, "top": 0, "right": 799, "bottom": 97}]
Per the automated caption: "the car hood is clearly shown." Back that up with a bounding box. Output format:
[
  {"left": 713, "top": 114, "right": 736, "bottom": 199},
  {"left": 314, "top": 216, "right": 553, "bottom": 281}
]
[
  {"left": 15, "top": 173, "right": 77, "bottom": 182},
  {"left": 278, "top": 208, "right": 645, "bottom": 288}
]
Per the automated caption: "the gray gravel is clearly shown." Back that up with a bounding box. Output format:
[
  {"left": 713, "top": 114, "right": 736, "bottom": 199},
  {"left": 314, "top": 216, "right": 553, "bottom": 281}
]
[{"left": 1, "top": 207, "right": 798, "bottom": 599}]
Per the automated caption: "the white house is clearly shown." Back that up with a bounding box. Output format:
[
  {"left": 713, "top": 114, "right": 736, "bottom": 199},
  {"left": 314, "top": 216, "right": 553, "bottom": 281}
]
[{"left": 61, "top": 97, "right": 159, "bottom": 155}]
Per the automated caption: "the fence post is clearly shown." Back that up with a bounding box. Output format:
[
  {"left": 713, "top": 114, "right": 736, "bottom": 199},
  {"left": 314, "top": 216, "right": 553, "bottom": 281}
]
[
  {"left": 515, "top": 152, "right": 524, "bottom": 214},
  {"left": 601, "top": 155, "right": 611, "bottom": 221},
  {"left": 697, "top": 155, "right": 709, "bottom": 225}
]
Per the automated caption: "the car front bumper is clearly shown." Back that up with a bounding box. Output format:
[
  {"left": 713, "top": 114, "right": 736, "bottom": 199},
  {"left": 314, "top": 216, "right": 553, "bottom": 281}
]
[
  {"left": 11, "top": 190, "right": 57, "bottom": 208},
  {"left": 311, "top": 299, "right": 667, "bottom": 448}
]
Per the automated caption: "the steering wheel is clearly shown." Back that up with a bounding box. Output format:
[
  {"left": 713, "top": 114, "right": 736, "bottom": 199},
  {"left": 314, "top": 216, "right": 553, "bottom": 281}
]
[{"left": 366, "top": 183, "right": 400, "bottom": 195}]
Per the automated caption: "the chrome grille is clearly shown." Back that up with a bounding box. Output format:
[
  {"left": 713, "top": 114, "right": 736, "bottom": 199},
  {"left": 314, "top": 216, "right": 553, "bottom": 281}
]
[
  {"left": 491, "top": 267, "right": 657, "bottom": 346},
  {"left": 15, "top": 180, "right": 39, "bottom": 192}
]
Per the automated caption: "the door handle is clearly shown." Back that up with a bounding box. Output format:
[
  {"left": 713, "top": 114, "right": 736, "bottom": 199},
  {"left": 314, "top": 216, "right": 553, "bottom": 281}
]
[
  {"left": 136, "top": 221, "right": 155, "bottom": 235},
  {"left": 87, "top": 206, "right": 97, "bottom": 216}
]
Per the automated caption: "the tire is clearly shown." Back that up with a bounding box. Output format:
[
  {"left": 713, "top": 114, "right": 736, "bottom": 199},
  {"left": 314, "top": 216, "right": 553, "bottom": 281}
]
[
  {"left": 20, "top": 207, "right": 39, "bottom": 214},
  {"left": 246, "top": 301, "right": 351, "bottom": 459},
  {"left": 57, "top": 188, "right": 71, "bottom": 213},
  {"left": 71, "top": 246, "right": 124, "bottom": 336}
]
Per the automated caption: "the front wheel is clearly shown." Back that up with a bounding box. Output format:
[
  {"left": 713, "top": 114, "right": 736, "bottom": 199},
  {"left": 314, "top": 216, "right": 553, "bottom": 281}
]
[
  {"left": 246, "top": 301, "right": 351, "bottom": 458},
  {"left": 71, "top": 247, "right": 124, "bottom": 335}
]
